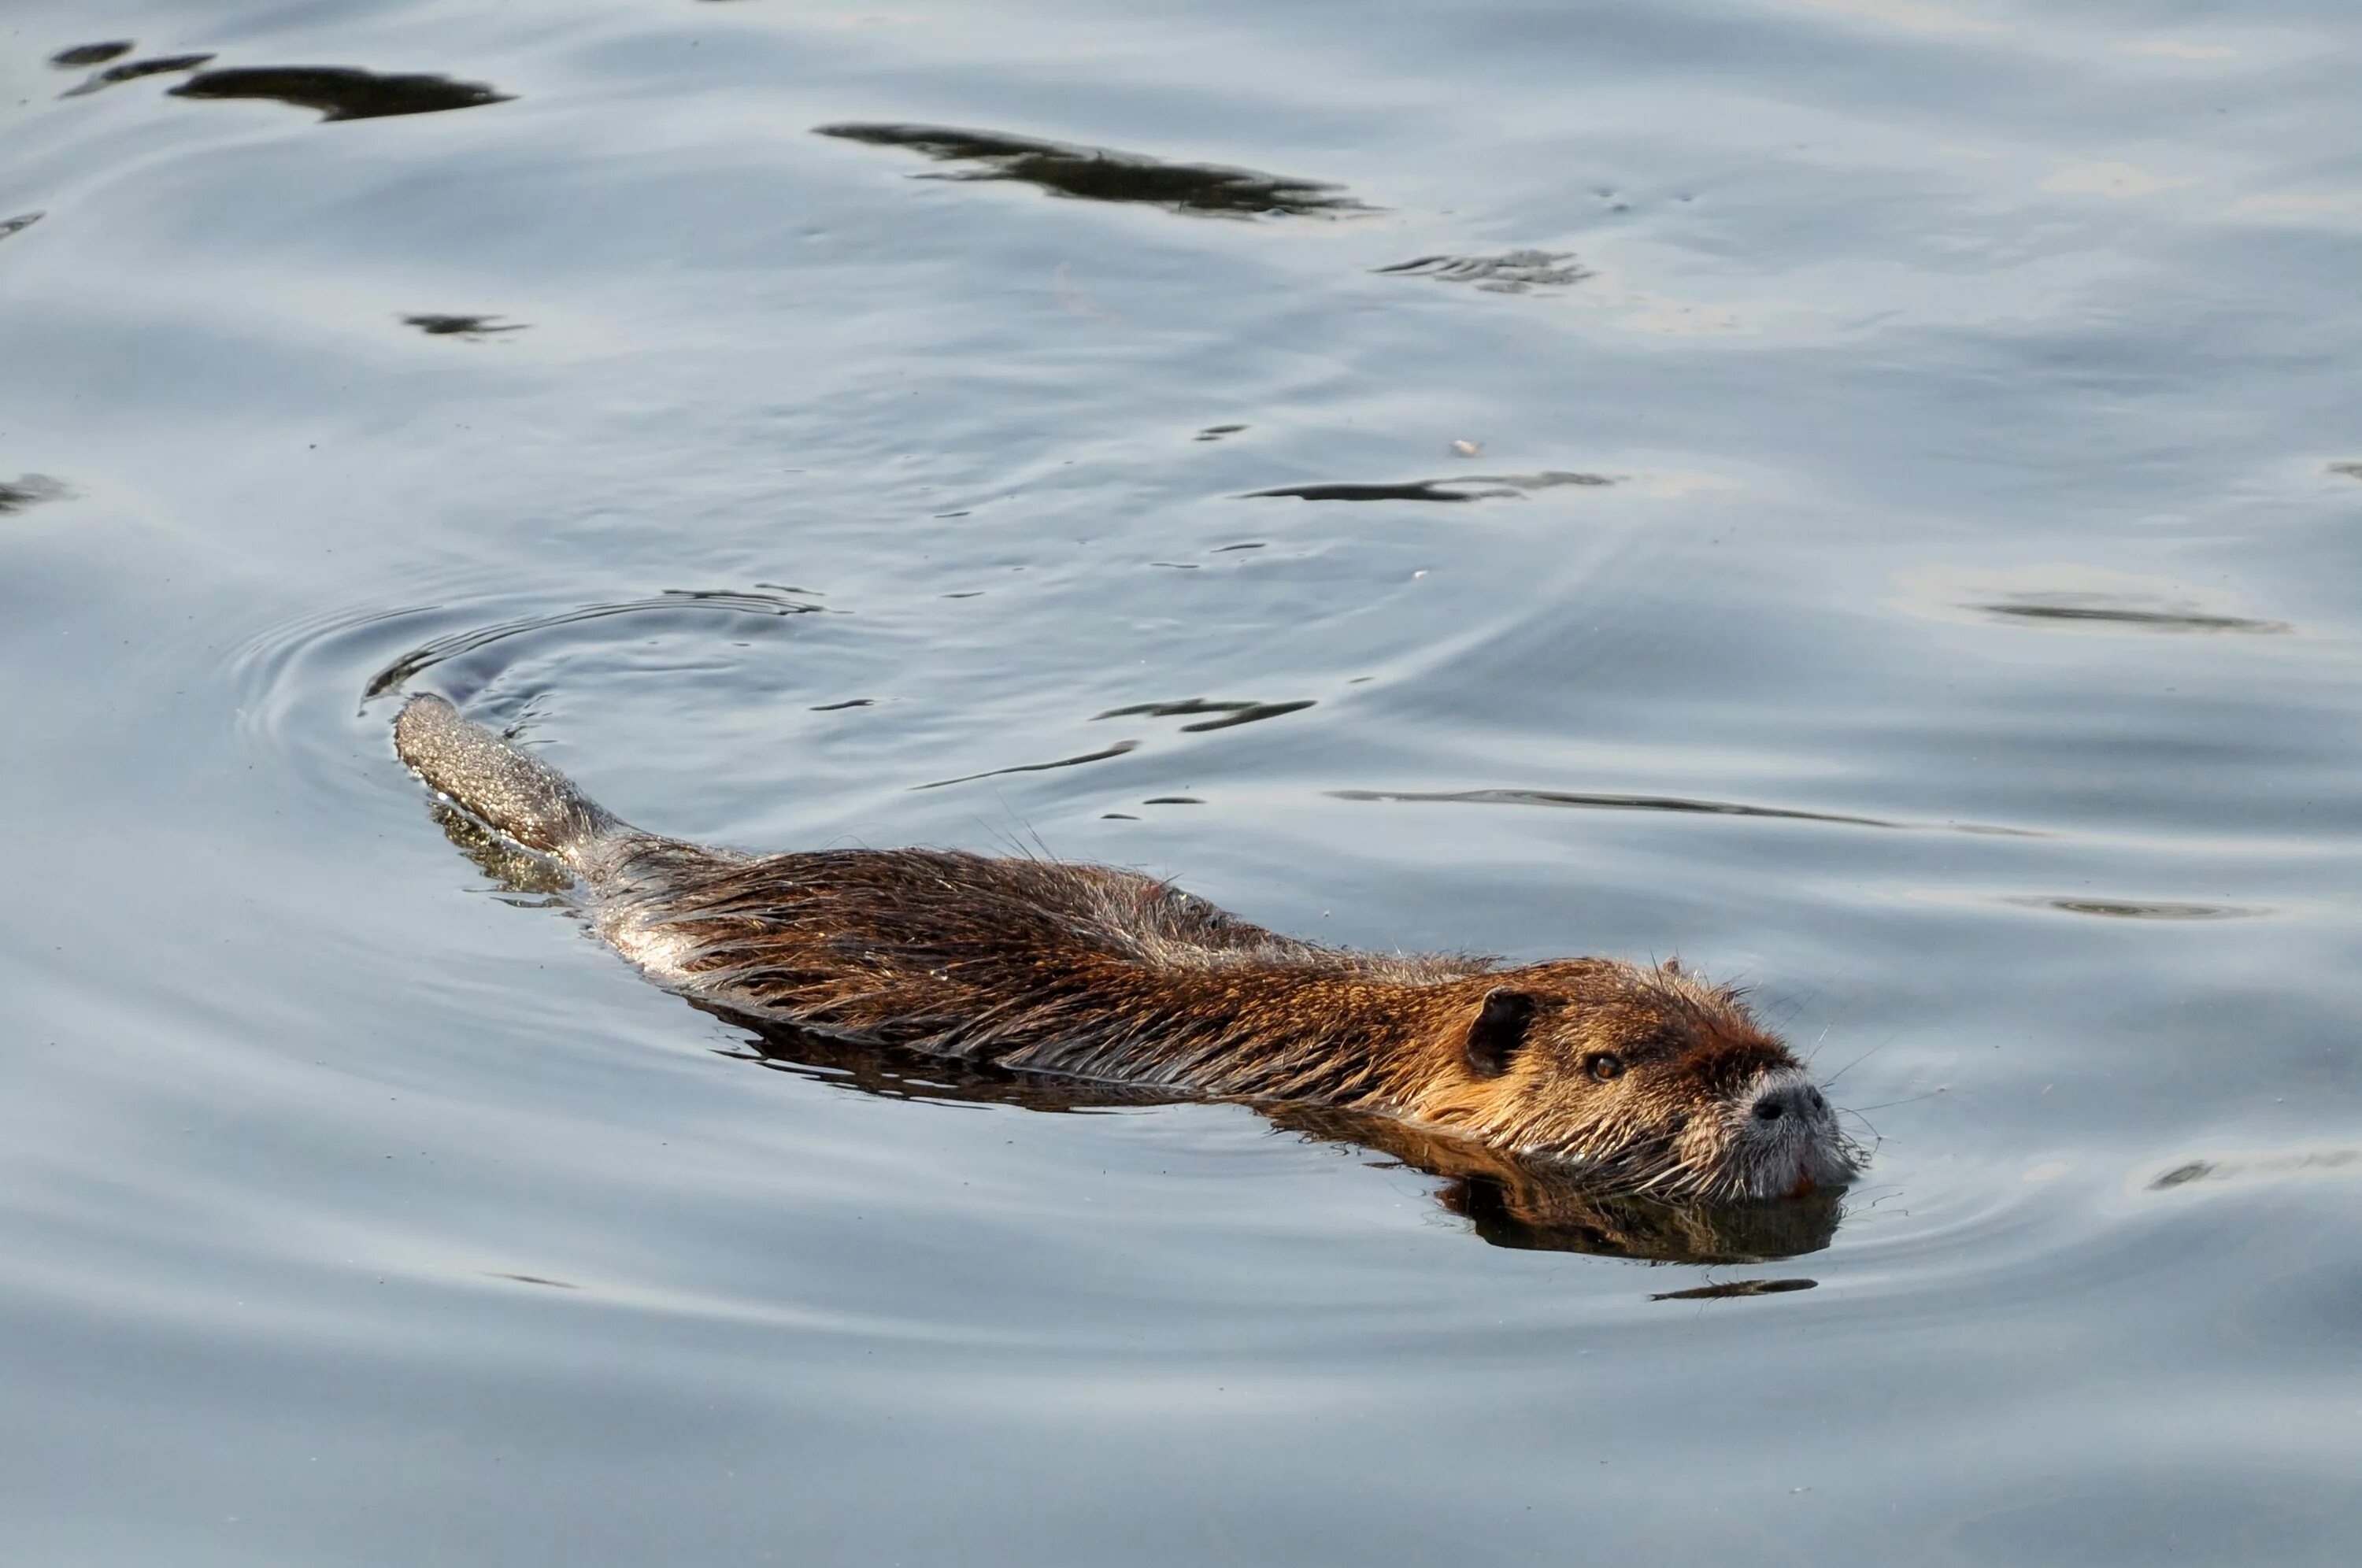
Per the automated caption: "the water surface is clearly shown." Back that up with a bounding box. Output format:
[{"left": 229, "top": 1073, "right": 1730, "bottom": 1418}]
[{"left": 6, "top": 1, "right": 2362, "bottom": 1562}]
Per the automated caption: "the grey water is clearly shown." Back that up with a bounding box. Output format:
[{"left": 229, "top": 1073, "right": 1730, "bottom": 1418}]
[{"left": 6, "top": 0, "right": 2362, "bottom": 1561}]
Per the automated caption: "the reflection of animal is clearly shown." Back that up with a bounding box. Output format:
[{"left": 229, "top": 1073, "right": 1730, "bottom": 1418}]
[
  {"left": 394, "top": 694, "right": 1856, "bottom": 1202},
  {"left": 699, "top": 1032, "right": 1841, "bottom": 1264}
]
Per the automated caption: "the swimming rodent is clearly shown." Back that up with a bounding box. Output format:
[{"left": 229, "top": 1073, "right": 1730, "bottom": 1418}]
[{"left": 392, "top": 693, "right": 1856, "bottom": 1202}]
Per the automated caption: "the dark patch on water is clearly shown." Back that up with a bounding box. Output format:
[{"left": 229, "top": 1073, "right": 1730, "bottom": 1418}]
[
  {"left": 487, "top": 1272, "right": 579, "bottom": 1289},
  {"left": 402, "top": 313, "right": 527, "bottom": 339},
  {"left": 2327, "top": 461, "right": 2362, "bottom": 480},
  {"left": 2005, "top": 896, "right": 2266, "bottom": 922},
  {"left": 0, "top": 475, "right": 70, "bottom": 515},
  {"left": 50, "top": 41, "right": 135, "bottom": 68},
  {"left": 1332, "top": 786, "right": 2045, "bottom": 838},
  {"left": 809, "top": 698, "right": 875, "bottom": 712},
  {"left": 814, "top": 123, "right": 1368, "bottom": 217},
  {"left": 0, "top": 213, "right": 43, "bottom": 245},
  {"left": 1973, "top": 597, "right": 2291, "bottom": 635},
  {"left": 365, "top": 589, "right": 825, "bottom": 699},
  {"left": 1244, "top": 469, "right": 1612, "bottom": 502},
  {"left": 1142, "top": 797, "right": 1203, "bottom": 805},
  {"left": 1212, "top": 542, "right": 1264, "bottom": 552},
  {"left": 1095, "top": 697, "right": 1313, "bottom": 732},
  {"left": 60, "top": 54, "right": 215, "bottom": 97},
  {"left": 913, "top": 741, "right": 1141, "bottom": 792},
  {"left": 1376, "top": 250, "right": 1591, "bottom": 292},
  {"left": 169, "top": 65, "right": 514, "bottom": 121},
  {"left": 1650, "top": 1278, "right": 1817, "bottom": 1302},
  {"left": 1195, "top": 423, "right": 1247, "bottom": 442},
  {"left": 1183, "top": 701, "right": 1312, "bottom": 732},
  {"left": 2149, "top": 1149, "right": 2362, "bottom": 1190}
]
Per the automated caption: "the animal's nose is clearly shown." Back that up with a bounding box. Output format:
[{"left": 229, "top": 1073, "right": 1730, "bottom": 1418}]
[{"left": 1751, "top": 1083, "right": 1825, "bottom": 1122}]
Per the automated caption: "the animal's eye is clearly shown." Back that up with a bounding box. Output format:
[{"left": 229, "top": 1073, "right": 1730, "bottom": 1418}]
[{"left": 1585, "top": 1052, "right": 1626, "bottom": 1082}]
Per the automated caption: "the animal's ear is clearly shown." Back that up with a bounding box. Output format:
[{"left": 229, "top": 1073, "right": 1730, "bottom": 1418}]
[{"left": 1464, "top": 987, "right": 1536, "bottom": 1078}]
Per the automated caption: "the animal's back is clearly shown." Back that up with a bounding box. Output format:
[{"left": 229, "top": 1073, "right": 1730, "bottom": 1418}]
[{"left": 392, "top": 693, "right": 1453, "bottom": 1080}]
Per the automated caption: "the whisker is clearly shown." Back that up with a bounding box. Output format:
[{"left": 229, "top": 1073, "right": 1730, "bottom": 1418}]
[
  {"left": 1821, "top": 1030, "right": 1898, "bottom": 1089},
  {"left": 1846, "top": 1089, "right": 1945, "bottom": 1113}
]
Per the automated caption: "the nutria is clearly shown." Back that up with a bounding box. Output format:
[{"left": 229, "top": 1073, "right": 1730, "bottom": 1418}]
[{"left": 392, "top": 693, "right": 1856, "bottom": 1202}]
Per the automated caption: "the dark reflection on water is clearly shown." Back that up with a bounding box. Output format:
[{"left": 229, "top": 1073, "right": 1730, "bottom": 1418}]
[
  {"left": 1333, "top": 786, "right": 2045, "bottom": 838},
  {"left": 716, "top": 1018, "right": 1841, "bottom": 1264},
  {"left": 2006, "top": 897, "right": 2266, "bottom": 922},
  {"left": 58, "top": 53, "right": 215, "bottom": 97},
  {"left": 169, "top": 65, "right": 514, "bottom": 121},
  {"left": 0, "top": 213, "right": 42, "bottom": 245},
  {"left": 2150, "top": 1149, "right": 2362, "bottom": 1190},
  {"left": 1274, "top": 1106, "right": 1843, "bottom": 1263},
  {"left": 1094, "top": 697, "right": 1315, "bottom": 731},
  {"left": 815, "top": 123, "right": 1368, "bottom": 217},
  {"left": 1376, "top": 250, "right": 1592, "bottom": 293},
  {"left": 427, "top": 804, "right": 574, "bottom": 904},
  {"left": 0, "top": 475, "right": 68, "bottom": 515},
  {"left": 1244, "top": 470, "right": 1612, "bottom": 502},
  {"left": 402, "top": 312, "right": 527, "bottom": 339},
  {"left": 912, "top": 739, "right": 1141, "bottom": 791},
  {"left": 48, "top": 41, "right": 134, "bottom": 68},
  {"left": 1649, "top": 1278, "right": 1816, "bottom": 1302},
  {"left": 1975, "top": 600, "right": 2293, "bottom": 635}
]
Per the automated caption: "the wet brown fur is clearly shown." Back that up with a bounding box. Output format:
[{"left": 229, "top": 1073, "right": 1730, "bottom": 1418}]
[{"left": 395, "top": 693, "right": 1851, "bottom": 1199}]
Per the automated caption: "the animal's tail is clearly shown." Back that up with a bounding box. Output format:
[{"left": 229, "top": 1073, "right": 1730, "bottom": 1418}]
[{"left": 393, "top": 693, "right": 623, "bottom": 867}]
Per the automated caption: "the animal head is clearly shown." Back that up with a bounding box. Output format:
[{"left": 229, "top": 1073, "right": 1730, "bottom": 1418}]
[{"left": 1408, "top": 958, "right": 1857, "bottom": 1201}]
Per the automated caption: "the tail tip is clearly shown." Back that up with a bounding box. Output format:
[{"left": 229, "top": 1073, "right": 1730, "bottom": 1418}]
[{"left": 392, "top": 691, "right": 464, "bottom": 767}]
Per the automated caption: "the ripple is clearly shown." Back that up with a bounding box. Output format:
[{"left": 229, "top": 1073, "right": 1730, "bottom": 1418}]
[
  {"left": 1896, "top": 566, "right": 2294, "bottom": 636},
  {"left": 49, "top": 42, "right": 134, "bottom": 68},
  {"left": 1649, "top": 1278, "right": 1816, "bottom": 1301},
  {"left": 58, "top": 52, "right": 214, "bottom": 98},
  {"left": 362, "top": 589, "right": 827, "bottom": 700},
  {"left": 1332, "top": 786, "right": 2044, "bottom": 837},
  {"left": 814, "top": 123, "right": 1369, "bottom": 218},
  {"left": 402, "top": 312, "right": 526, "bottom": 339},
  {"left": 1244, "top": 470, "right": 1612, "bottom": 502},
  {"left": 1977, "top": 601, "right": 2291, "bottom": 634},
  {"left": 1094, "top": 697, "right": 1315, "bottom": 732},
  {"left": 2148, "top": 1148, "right": 2362, "bottom": 1191},
  {"left": 169, "top": 65, "right": 514, "bottom": 121},
  {"left": 2003, "top": 896, "right": 2268, "bottom": 921},
  {"left": 911, "top": 741, "right": 1141, "bottom": 792},
  {"left": 1376, "top": 250, "right": 1592, "bottom": 293}
]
